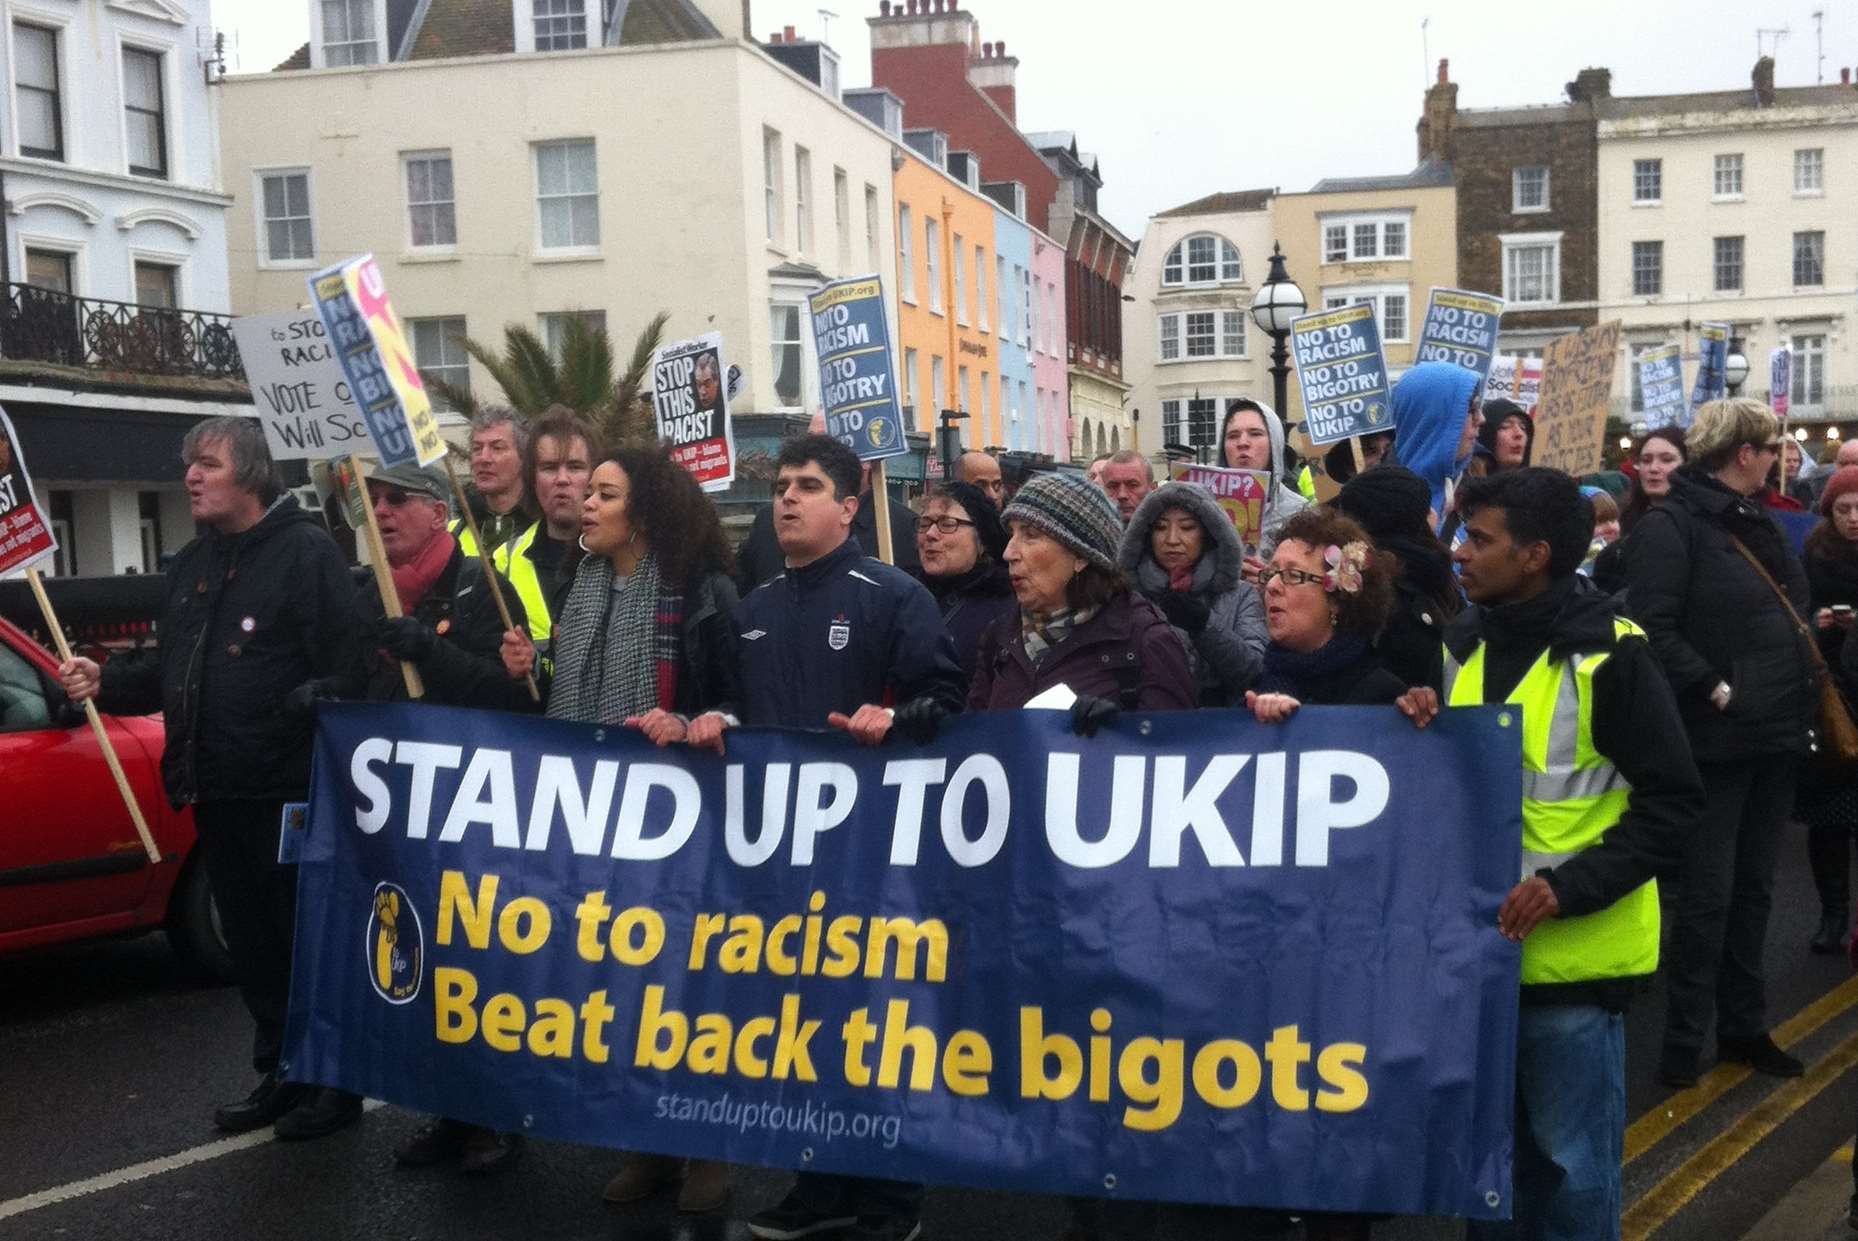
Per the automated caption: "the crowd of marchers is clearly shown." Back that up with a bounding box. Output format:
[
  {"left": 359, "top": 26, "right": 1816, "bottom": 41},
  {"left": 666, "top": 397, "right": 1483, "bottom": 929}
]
[{"left": 52, "top": 356, "right": 1858, "bottom": 1241}]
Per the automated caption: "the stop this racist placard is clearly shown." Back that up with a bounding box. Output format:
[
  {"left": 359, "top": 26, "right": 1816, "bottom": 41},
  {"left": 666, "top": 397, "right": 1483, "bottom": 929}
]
[
  {"left": 0, "top": 405, "right": 58, "bottom": 575},
  {"left": 651, "top": 332, "right": 736, "bottom": 492}
]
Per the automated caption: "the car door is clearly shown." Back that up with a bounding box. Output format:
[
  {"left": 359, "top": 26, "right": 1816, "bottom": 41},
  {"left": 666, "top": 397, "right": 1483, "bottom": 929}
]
[{"left": 0, "top": 632, "right": 158, "bottom": 934}]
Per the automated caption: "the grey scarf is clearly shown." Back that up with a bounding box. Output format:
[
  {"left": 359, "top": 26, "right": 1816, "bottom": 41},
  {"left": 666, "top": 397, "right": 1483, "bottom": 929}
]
[{"left": 546, "top": 551, "right": 664, "bottom": 725}]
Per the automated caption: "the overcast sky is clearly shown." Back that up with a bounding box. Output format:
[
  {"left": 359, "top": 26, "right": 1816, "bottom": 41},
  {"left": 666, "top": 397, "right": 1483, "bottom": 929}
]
[{"left": 214, "top": 0, "right": 1854, "bottom": 238}]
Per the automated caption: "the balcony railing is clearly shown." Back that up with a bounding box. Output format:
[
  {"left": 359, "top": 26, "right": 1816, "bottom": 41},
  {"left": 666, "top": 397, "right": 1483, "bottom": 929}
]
[{"left": 1, "top": 282, "right": 244, "bottom": 381}]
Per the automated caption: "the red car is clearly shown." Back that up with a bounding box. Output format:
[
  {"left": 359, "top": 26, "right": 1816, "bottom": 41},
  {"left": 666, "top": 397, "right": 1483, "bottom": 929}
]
[{"left": 0, "top": 614, "right": 229, "bottom": 977}]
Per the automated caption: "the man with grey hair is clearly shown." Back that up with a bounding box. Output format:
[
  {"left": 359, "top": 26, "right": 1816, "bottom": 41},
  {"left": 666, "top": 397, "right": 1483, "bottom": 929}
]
[
  {"left": 453, "top": 406, "right": 532, "bottom": 561},
  {"left": 1098, "top": 448, "right": 1156, "bottom": 523},
  {"left": 59, "top": 415, "right": 363, "bottom": 1140}
]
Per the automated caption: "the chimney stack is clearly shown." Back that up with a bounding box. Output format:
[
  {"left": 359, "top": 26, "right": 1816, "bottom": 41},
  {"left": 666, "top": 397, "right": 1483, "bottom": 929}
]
[
  {"left": 879, "top": 0, "right": 889, "bottom": 13},
  {"left": 1416, "top": 58, "right": 1458, "bottom": 164},
  {"left": 1842, "top": 66, "right": 1851, "bottom": 85},
  {"left": 1753, "top": 55, "right": 1775, "bottom": 106},
  {"left": 1565, "top": 66, "right": 1612, "bottom": 103}
]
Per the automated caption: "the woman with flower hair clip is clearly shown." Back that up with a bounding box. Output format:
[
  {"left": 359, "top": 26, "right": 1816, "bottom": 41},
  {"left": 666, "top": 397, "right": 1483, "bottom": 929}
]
[{"left": 1245, "top": 507, "right": 1406, "bottom": 725}]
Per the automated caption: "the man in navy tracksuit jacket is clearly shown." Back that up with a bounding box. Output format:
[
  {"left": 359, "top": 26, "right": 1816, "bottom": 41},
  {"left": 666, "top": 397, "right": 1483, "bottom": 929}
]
[{"left": 688, "top": 434, "right": 961, "bottom": 1241}]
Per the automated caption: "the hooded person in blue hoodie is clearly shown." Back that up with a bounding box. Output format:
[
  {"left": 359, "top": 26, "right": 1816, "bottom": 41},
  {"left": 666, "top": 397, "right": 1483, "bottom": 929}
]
[{"left": 1391, "top": 361, "right": 1485, "bottom": 535}]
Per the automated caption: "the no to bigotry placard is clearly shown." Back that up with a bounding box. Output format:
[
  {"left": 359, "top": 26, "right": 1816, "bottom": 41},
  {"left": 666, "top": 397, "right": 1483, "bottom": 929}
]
[
  {"left": 1290, "top": 304, "right": 1392, "bottom": 447},
  {"left": 1414, "top": 289, "right": 1505, "bottom": 388},
  {"left": 809, "top": 275, "right": 907, "bottom": 462},
  {"left": 230, "top": 309, "right": 373, "bottom": 461},
  {"left": 1636, "top": 345, "right": 1688, "bottom": 430},
  {"left": 1690, "top": 322, "right": 1730, "bottom": 410},
  {"left": 651, "top": 332, "right": 736, "bottom": 492}
]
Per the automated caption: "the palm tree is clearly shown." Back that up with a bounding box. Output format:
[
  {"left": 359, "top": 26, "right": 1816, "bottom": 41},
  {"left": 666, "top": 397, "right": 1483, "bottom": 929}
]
[{"left": 425, "top": 311, "right": 670, "bottom": 446}]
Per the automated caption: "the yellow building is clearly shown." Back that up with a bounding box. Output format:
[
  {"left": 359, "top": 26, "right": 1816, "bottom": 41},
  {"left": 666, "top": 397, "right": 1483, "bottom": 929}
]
[
  {"left": 1273, "top": 164, "right": 1458, "bottom": 428},
  {"left": 892, "top": 144, "right": 1002, "bottom": 450}
]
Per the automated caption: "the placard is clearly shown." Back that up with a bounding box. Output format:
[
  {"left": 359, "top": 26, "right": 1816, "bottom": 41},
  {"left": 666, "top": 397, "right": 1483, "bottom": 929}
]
[
  {"left": 1690, "top": 322, "right": 1730, "bottom": 409},
  {"left": 1770, "top": 346, "right": 1792, "bottom": 420},
  {"left": 1414, "top": 288, "right": 1504, "bottom": 388},
  {"left": 230, "top": 309, "right": 372, "bottom": 460},
  {"left": 1636, "top": 344, "right": 1688, "bottom": 431},
  {"left": 1168, "top": 463, "right": 1271, "bottom": 551},
  {"left": 308, "top": 255, "right": 447, "bottom": 468},
  {"left": 651, "top": 332, "right": 736, "bottom": 492},
  {"left": 1289, "top": 304, "right": 1392, "bottom": 447},
  {"left": 1533, "top": 322, "right": 1622, "bottom": 477},
  {"left": 809, "top": 275, "right": 907, "bottom": 461},
  {"left": 1485, "top": 355, "right": 1543, "bottom": 410},
  {"left": 0, "top": 405, "right": 57, "bottom": 575}
]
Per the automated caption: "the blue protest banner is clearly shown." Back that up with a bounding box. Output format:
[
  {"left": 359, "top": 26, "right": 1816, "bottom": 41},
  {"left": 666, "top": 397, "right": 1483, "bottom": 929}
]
[
  {"left": 1637, "top": 344, "right": 1689, "bottom": 430},
  {"left": 1691, "top": 322, "right": 1730, "bottom": 409},
  {"left": 1290, "top": 304, "right": 1393, "bottom": 446},
  {"left": 1415, "top": 288, "right": 1505, "bottom": 388},
  {"left": 810, "top": 275, "right": 907, "bottom": 461},
  {"left": 286, "top": 704, "right": 1523, "bottom": 1217}
]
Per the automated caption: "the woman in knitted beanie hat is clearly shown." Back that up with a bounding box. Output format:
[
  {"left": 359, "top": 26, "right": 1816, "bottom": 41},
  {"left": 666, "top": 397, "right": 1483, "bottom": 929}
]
[{"left": 968, "top": 470, "right": 1195, "bottom": 727}]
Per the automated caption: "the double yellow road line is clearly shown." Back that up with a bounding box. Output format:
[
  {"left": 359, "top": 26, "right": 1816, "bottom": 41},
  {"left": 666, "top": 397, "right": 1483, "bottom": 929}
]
[{"left": 1621, "top": 973, "right": 1858, "bottom": 1240}]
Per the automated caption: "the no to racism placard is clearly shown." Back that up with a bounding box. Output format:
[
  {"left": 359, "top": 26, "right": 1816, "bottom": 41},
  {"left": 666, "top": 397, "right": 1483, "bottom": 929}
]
[
  {"left": 230, "top": 309, "right": 372, "bottom": 461},
  {"left": 287, "top": 703, "right": 1523, "bottom": 1219},
  {"left": 0, "top": 405, "right": 57, "bottom": 575},
  {"left": 1636, "top": 345, "right": 1688, "bottom": 431},
  {"left": 308, "top": 255, "right": 446, "bottom": 468},
  {"left": 1690, "top": 322, "right": 1730, "bottom": 409},
  {"left": 1415, "top": 289, "right": 1505, "bottom": 388},
  {"left": 1533, "top": 321, "right": 1622, "bottom": 477},
  {"left": 810, "top": 275, "right": 907, "bottom": 462},
  {"left": 1290, "top": 304, "right": 1392, "bottom": 447},
  {"left": 1168, "top": 464, "right": 1271, "bottom": 551},
  {"left": 652, "top": 332, "right": 736, "bottom": 492}
]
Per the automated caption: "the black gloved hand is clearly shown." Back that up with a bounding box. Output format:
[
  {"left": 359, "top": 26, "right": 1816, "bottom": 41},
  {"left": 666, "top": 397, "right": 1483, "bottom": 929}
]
[
  {"left": 283, "top": 678, "right": 335, "bottom": 722},
  {"left": 376, "top": 616, "right": 436, "bottom": 662},
  {"left": 892, "top": 697, "right": 950, "bottom": 745},
  {"left": 1070, "top": 693, "right": 1120, "bottom": 738},
  {"left": 1154, "top": 590, "right": 1211, "bottom": 634}
]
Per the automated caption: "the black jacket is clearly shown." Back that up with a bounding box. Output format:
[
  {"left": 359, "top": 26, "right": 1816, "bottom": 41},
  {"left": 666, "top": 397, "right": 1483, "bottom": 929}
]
[
  {"left": 98, "top": 498, "right": 360, "bottom": 808},
  {"left": 539, "top": 565, "right": 743, "bottom": 720},
  {"left": 1446, "top": 577, "right": 1704, "bottom": 1010},
  {"left": 1625, "top": 468, "right": 1816, "bottom": 762},
  {"left": 341, "top": 542, "right": 535, "bottom": 713},
  {"left": 918, "top": 562, "right": 1017, "bottom": 687},
  {"left": 735, "top": 490, "right": 922, "bottom": 593},
  {"left": 735, "top": 537, "right": 963, "bottom": 729},
  {"left": 1806, "top": 539, "right": 1858, "bottom": 695}
]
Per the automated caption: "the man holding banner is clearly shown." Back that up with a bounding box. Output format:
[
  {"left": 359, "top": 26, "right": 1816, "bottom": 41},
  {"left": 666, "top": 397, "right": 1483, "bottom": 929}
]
[
  {"left": 1407, "top": 467, "right": 1701, "bottom": 1240},
  {"left": 58, "top": 416, "right": 363, "bottom": 1140}
]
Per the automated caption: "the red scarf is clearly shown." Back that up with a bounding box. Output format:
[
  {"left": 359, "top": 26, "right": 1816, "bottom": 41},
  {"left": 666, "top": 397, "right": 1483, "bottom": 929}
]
[{"left": 391, "top": 530, "right": 455, "bottom": 613}]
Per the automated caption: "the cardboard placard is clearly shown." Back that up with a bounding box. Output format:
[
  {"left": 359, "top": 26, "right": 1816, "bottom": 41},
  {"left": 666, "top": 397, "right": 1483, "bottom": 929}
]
[
  {"left": 0, "top": 405, "right": 58, "bottom": 576},
  {"left": 229, "top": 309, "right": 372, "bottom": 460},
  {"left": 1533, "top": 321, "right": 1623, "bottom": 477},
  {"left": 651, "top": 332, "right": 736, "bottom": 492}
]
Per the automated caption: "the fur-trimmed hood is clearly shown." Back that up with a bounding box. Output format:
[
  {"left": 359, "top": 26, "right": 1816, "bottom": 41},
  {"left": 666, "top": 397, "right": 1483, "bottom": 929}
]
[{"left": 1116, "top": 481, "right": 1245, "bottom": 593}]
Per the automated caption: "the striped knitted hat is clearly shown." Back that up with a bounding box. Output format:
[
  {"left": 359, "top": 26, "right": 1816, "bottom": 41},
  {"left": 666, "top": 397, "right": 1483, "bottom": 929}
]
[{"left": 1003, "top": 471, "right": 1124, "bottom": 572}]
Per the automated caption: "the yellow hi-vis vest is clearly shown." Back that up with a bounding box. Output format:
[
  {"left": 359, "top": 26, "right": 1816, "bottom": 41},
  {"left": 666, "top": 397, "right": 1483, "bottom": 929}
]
[
  {"left": 496, "top": 522, "right": 554, "bottom": 647},
  {"left": 1443, "top": 616, "right": 1660, "bottom": 986}
]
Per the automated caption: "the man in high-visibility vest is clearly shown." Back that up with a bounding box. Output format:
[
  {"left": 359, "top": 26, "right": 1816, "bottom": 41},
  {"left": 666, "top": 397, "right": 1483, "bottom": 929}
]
[
  {"left": 451, "top": 406, "right": 530, "bottom": 563},
  {"left": 1399, "top": 467, "right": 1702, "bottom": 1241},
  {"left": 497, "top": 407, "right": 598, "bottom": 654}
]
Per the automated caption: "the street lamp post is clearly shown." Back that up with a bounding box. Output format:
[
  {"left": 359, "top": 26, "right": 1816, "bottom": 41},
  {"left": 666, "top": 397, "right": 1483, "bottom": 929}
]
[
  {"left": 1249, "top": 243, "right": 1308, "bottom": 422},
  {"left": 1725, "top": 350, "right": 1750, "bottom": 396}
]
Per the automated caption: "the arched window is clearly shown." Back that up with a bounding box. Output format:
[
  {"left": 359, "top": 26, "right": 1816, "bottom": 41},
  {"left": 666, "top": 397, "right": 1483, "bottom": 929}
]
[{"left": 1161, "top": 234, "right": 1243, "bottom": 287}]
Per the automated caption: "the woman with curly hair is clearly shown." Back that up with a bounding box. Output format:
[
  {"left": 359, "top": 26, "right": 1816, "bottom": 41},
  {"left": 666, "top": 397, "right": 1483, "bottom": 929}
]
[
  {"left": 1245, "top": 506, "right": 1405, "bottom": 725},
  {"left": 499, "top": 442, "right": 740, "bottom": 1212}
]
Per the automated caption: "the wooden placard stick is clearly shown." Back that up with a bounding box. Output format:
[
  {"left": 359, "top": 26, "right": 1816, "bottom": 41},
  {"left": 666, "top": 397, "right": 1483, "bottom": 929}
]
[
  {"left": 27, "top": 568, "right": 160, "bottom": 864},
  {"left": 441, "top": 456, "right": 539, "bottom": 702},
  {"left": 352, "top": 453, "right": 424, "bottom": 699},
  {"left": 871, "top": 459, "right": 894, "bottom": 565}
]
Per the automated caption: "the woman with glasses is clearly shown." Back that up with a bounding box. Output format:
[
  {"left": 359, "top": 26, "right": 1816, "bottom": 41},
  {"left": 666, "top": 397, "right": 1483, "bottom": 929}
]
[
  {"left": 1626, "top": 398, "right": 1818, "bottom": 1088},
  {"left": 913, "top": 481, "right": 1016, "bottom": 682},
  {"left": 1244, "top": 507, "right": 1403, "bottom": 726},
  {"left": 1115, "top": 482, "right": 1266, "bottom": 706}
]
